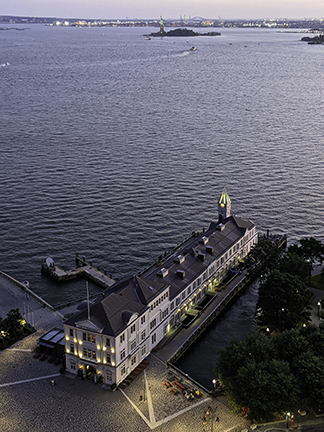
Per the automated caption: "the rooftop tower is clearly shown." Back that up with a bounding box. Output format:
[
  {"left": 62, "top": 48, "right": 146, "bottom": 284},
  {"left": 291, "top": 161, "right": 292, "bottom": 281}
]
[{"left": 218, "top": 186, "right": 231, "bottom": 222}]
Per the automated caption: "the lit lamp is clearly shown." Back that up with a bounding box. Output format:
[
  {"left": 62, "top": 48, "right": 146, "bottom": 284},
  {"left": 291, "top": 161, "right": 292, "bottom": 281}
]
[
  {"left": 286, "top": 412, "right": 290, "bottom": 429},
  {"left": 212, "top": 379, "right": 217, "bottom": 390},
  {"left": 318, "top": 301, "right": 321, "bottom": 316}
]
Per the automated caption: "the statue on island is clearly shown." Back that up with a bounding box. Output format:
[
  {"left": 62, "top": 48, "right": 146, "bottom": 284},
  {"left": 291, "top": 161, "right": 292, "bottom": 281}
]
[{"left": 146, "top": 16, "right": 221, "bottom": 38}]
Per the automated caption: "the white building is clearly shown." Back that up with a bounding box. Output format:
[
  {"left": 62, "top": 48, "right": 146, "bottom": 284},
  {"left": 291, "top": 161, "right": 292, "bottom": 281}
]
[{"left": 64, "top": 188, "right": 258, "bottom": 386}]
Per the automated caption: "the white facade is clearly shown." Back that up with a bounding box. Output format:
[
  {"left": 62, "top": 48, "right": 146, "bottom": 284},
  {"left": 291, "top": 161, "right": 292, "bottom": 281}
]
[{"left": 64, "top": 191, "right": 258, "bottom": 386}]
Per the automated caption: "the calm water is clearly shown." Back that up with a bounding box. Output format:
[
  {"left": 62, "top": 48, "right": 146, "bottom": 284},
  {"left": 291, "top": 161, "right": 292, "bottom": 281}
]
[{"left": 1, "top": 24, "right": 324, "bottom": 384}]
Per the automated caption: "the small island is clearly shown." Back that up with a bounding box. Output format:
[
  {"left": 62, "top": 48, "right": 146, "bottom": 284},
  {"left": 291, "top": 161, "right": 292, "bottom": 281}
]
[
  {"left": 301, "top": 33, "right": 324, "bottom": 44},
  {"left": 146, "top": 27, "right": 221, "bottom": 38}
]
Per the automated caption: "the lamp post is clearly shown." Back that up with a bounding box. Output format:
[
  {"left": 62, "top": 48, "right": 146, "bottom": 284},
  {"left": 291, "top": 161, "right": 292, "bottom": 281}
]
[
  {"left": 318, "top": 301, "right": 321, "bottom": 317},
  {"left": 212, "top": 379, "right": 217, "bottom": 391},
  {"left": 286, "top": 412, "right": 290, "bottom": 429},
  {"left": 1, "top": 330, "right": 4, "bottom": 346}
]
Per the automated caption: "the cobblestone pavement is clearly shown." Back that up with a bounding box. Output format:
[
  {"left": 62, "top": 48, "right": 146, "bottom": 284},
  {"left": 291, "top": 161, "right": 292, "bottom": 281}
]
[{"left": 0, "top": 330, "right": 250, "bottom": 432}]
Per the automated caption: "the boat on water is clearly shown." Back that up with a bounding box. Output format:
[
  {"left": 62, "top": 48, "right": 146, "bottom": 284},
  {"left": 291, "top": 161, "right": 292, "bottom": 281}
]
[{"left": 190, "top": 46, "right": 197, "bottom": 51}]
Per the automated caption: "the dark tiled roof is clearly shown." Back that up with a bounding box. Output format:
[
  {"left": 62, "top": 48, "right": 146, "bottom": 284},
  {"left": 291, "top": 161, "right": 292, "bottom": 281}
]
[
  {"left": 140, "top": 215, "right": 255, "bottom": 300},
  {"left": 65, "top": 274, "right": 169, "bottom": 337}
]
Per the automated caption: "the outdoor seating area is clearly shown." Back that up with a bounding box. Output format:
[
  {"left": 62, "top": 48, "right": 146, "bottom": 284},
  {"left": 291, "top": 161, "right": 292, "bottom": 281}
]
[{"left": 162, "top": 374, "right": 203, "bottom": 401}]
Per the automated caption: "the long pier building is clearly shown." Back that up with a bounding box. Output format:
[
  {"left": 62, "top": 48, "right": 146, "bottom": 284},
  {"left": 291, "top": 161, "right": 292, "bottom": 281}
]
[{"left": 64, "top": 188, "right": 258, "bottom": 386}]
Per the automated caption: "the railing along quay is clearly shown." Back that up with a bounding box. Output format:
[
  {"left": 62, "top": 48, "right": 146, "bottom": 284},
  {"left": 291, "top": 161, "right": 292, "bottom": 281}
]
[
  {"left": 167, "top": 271, "right": 249, "bottom": 365},
  {"left": 0, "top": 270, "right": 55, "bottom": 311}
]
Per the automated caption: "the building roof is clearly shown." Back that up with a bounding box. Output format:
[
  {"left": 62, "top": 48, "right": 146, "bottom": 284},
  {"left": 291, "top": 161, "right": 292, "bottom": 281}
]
[
  {"left": 140, "top": 215, "right": 255, "bottom": 300},
  {"left": 65, "top": 274, "right": 169, "bottom": 337}
]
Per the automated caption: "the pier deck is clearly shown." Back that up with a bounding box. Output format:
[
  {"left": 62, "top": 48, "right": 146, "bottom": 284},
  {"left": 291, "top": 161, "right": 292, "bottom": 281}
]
[
  {"left": 155, "top": 271, "right": 249, "bottom": 366},
  {"left": 43, "top": 263, "right": 116, "bottom": 289}
]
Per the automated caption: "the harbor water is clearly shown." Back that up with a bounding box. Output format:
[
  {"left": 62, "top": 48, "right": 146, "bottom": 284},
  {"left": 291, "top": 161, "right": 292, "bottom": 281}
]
[{"left": 1, "top": 24, "right": 324, "bottom": 386}]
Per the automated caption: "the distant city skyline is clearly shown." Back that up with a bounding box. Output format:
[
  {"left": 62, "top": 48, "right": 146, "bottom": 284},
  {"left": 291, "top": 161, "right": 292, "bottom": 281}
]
[{"left": 1, "top": 0, "right": 324, "bottom": 20}]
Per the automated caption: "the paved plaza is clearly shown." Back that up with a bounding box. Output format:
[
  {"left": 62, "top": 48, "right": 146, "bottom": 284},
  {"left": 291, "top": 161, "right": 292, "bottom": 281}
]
[
  {"left": 0, "top": 327, "right": 251, "bottom": 432},
  {"left": 1, "top": 269, "right": 324, "bottom": 431}
]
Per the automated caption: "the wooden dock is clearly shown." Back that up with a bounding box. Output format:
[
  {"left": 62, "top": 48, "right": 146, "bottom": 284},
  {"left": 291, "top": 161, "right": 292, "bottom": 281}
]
[{"left": 42, "top": 255, "right": 116, "bottom": 289}]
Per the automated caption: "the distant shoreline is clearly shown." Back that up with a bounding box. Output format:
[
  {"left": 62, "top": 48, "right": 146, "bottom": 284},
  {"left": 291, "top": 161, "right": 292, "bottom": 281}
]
[{"left": 146, "top": 28, "right": 221, "bottom": 38}]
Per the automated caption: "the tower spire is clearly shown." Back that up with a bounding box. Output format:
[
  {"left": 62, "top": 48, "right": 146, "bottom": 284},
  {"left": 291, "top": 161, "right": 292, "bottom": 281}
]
[{"left": 218, "top": 186, "right": 231, "bottom": 223}]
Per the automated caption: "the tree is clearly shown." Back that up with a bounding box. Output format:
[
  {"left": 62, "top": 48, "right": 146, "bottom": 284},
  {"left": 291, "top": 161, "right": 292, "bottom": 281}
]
[
  {"left": 216, "top": 332, "right": 299, "bottom": 422},
  {"left": 0, "top": 308, "right": 32, "bottom": 349},
  {"left": 256, "top": 270, "right": 311, "bottom": 332},
  {"left": 288, "top": 237, "right": 324, "bottom": 268},
  {"left": 245, "top": 237, "right": 285, "bottom": 276},
  {"left": 278, "top": 253, "right": 311, "bottom": 284},
  {"left": 293, "top": 351, "right": 324, "bottom": 411}
]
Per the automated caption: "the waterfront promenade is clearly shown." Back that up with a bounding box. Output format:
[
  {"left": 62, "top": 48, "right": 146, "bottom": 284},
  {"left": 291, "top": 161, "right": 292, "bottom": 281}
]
[{"left": 1, "top": 268, "right": 323, "bottom": 432}]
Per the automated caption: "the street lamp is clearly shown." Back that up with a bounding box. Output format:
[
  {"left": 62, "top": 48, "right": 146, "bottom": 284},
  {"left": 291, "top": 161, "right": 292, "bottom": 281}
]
[
  {"left": 212, "top": 379, "right": 217, "bottom": 391},
  {"left": 286, "top": 412, "right": 290, "bottom": 429},
  {"left": 1, "top": 330, "right": 4, "bottom": 346},
  {"left": 318, "top": 301, "right": 321, "bottom": 317}
]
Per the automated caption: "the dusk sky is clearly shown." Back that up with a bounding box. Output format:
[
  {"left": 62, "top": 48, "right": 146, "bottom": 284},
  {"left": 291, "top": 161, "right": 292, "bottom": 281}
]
[{"left": 2, "top": 0, "right": 324, "bottom": 20}]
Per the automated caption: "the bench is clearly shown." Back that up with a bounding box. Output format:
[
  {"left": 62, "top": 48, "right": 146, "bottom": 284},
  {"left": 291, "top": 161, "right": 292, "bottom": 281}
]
[
  {"left": 173, "top": 381, "right": 186, "bottom": 392},
  {"left": 170, "top": 387, "right": 178, "bottom": 395},
  {"left": 163, "top": 381, "right": 171, "bottom": 388}
]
